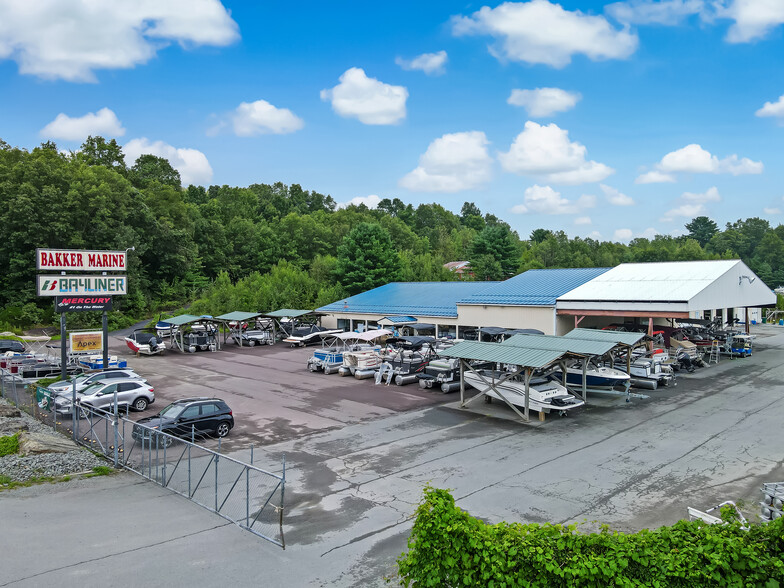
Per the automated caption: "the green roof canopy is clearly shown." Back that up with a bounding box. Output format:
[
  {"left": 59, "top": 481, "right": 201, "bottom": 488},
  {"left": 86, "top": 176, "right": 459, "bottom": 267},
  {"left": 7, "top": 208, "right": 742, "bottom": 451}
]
[
  {"left": 439, "top": 341, "right": 565, "bottom": 368},
  {"left": 563, "top": 328, "right": 645, "bottom": 346},
  {"left": 502, "top": 334, "right": 616, "bottom": 356},
  {"left": 264, "top": 309, "right": 316, "bottom": 318},
  {"left": 163, "top": 314, "right": 204, "bottom": 326},
  {"left": 215, "top": 311, "right": 264, "bottom": 322}
]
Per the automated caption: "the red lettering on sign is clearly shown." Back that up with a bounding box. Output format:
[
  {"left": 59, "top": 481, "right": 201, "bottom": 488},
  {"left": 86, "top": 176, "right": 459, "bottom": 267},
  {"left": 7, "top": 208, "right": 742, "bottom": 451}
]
[
  {"left": 40, "top": 252, "right": 47, "bottom": 267},
  {"left": 88, "top": 253, "right": 96, "bottom": 267},
  {"left": 77, "top": 253, "right": 83, "bottom": 267},
  {"left": 102, "top": 253, "right": 108, "bottom": 267}
]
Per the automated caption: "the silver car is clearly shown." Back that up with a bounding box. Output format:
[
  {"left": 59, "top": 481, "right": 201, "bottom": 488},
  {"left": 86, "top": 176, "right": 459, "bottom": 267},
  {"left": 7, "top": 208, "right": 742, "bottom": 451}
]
[
  {"left": 49, "top": 369, "right": 147, "bottom": 395},
  {"left": 55, "top": 379, "right": 155, "bottom": 414}
]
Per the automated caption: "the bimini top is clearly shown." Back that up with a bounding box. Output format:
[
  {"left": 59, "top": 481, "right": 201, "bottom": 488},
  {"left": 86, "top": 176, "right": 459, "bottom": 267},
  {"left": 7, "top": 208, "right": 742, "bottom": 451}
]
[
  {"left": 459, "top": 267, "right": 610, "bottom": 307},
  {"left": 324, "top": 329, "right": 393, "bottom": 342},
  {"left": 317, "top": 282, "right": 500, "bottom": 318}
]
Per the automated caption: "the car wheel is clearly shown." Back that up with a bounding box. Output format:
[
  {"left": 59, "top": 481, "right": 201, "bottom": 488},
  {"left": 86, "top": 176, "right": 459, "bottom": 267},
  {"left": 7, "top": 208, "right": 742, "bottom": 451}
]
[
  {"left": 216, "top": 422, "right": 230, "bottom": 438},
  {"left": 133, "top": 397, "right": 148, "bottom": 411}
]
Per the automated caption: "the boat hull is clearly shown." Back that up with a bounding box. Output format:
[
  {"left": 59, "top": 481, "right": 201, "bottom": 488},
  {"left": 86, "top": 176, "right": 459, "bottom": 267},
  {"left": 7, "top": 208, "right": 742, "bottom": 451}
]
[{"left": 463, "top": 371, "right": 584, "bottom": 414}]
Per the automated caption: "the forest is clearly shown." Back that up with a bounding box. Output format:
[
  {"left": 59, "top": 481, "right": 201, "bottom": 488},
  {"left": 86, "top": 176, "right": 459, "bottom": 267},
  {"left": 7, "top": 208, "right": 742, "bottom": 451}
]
[{"left": 1, "top": 137, "right": 783, "bottom": 330}]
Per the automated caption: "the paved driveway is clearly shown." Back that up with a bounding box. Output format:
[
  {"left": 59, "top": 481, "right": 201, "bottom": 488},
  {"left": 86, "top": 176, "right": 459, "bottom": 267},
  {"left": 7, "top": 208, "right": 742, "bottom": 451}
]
[{"left": 2, "top": 328, "right": 783, "bottom": 586}]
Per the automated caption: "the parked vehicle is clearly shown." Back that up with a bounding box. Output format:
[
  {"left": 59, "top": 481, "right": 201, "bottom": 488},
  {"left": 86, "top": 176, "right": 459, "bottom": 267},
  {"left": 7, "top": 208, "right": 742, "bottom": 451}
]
[
  {"left": 49, "top": 368, "right": 147, "bottom": 394},
  {"left": 0, "top": 339, "right": 25, "bottom": 353},
  {"left": 54, "top": 379, "right": 155, "bottom": 414},
  {"left": 132, "top": 397, "right": 234, "bottom": 443}
]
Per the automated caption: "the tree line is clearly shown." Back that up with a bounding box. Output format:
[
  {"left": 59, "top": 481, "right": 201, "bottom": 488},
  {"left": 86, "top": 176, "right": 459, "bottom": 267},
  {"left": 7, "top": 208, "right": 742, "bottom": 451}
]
[{"left": 1, "top": 137, "right": 782, "bottom": 328}]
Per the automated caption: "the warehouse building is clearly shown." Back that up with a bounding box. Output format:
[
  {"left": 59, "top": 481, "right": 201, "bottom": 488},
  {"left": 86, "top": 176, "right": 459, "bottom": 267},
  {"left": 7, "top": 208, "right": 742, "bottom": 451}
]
[{"left": 318, "top": 260, "right": 775, "bottom": 337}]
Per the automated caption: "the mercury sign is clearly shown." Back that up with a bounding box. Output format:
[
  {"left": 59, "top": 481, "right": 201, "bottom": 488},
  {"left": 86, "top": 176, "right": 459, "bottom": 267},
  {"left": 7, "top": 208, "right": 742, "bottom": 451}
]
[
  {"left": 37, "top": 248, "right": 126, "bottom": 272},
  {"left": 37, "top": 275, "right": 126, "bottom": 296}
]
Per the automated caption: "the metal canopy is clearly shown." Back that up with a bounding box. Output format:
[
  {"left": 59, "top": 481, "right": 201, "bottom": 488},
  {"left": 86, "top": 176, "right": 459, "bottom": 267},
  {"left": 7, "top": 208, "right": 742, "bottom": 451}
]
[
  {"left": 264, "top": 309, "right": 315, "bottom": 318},
  {"left": 440, "top": 341, "right": 565, "bottom": 368},
  {"left": 378, "top": 316, "right": 418, "bottom": 326},
  {"left": 563, "top": 328, "right": 645, "bottom": 346},
  {"left": 502, "top": 333, "right": 616, "bottom": 356},
  {"left": 215, "top": 311, "right": 264, "bottom": 322},
  {"left": 164, "top": 314, "right": 203, "bottom": 326}
]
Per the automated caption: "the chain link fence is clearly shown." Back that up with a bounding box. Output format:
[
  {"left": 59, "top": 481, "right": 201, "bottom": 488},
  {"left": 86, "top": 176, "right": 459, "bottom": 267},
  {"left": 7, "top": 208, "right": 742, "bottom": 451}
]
[{"left": 0, "top": 371, "right": 285, "bottom": 548}]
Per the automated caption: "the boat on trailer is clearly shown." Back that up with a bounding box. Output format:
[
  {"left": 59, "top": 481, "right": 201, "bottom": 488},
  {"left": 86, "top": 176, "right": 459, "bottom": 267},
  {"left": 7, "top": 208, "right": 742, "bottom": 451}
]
[
  {"left": 417, "top": 357, "right": 461, "bottom": 393},
  {"left": 307, "top": 330, "right": 389, "bottom": 374},
  {"left": 463, "top": 369, "right": 585, "bottom": 415},
  {"left": 337, "top": 330, "right": 393, "bottom": 378},
  {"left": 375, "top": 336, "right": 437, "bottom": 386}
]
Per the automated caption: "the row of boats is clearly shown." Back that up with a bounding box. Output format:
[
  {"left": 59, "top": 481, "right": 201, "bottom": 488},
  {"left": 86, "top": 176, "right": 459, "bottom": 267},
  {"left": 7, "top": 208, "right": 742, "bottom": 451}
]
[{"left": 305, "top": 331, "right": 678, "bottom": 417}]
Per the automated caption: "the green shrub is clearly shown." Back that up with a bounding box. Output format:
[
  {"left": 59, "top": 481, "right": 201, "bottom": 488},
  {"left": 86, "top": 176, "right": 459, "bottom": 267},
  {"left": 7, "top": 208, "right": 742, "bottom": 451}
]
[
  {"left": 396, "top": 487, "right": 784, "bottom": 587},
  {"left": 0, "top": 433, "right": 20, "bottom": 457}
]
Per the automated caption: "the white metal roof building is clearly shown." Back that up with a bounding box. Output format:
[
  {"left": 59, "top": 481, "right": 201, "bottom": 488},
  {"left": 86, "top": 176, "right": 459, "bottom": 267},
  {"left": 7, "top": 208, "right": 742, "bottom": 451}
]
[{"left": 556, "top": 260, "right": 776, "bottom": 329}]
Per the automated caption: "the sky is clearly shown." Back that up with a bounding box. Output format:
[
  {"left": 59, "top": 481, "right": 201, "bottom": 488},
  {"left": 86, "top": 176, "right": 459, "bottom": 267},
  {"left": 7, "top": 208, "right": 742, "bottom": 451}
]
[{"left": 1, "top": 0, "right": 784, "bottom": 243}]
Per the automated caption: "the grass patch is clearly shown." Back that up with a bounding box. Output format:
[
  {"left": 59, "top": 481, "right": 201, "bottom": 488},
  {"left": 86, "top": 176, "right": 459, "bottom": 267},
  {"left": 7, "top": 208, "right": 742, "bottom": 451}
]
[
  {"left": 0, "top": 474, "right": 11, "bottom": 484},
  {"left": 85, "top": 465, "right": 115, "bottom": 478},
  {"left": 0, "top": 433, "right": 20, "bottom": 457}
]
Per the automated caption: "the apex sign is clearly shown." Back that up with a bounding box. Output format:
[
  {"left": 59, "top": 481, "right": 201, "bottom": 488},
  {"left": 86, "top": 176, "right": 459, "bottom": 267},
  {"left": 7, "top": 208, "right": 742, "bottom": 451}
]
[{"left": 37, "top": 248, "right": 126, "bottom": 272}]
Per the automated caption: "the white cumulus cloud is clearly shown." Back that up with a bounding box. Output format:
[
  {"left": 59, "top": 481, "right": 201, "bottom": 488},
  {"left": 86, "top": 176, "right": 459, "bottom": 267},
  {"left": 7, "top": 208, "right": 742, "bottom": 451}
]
[
  {"left": 605, "top": 0, "right": 705, "bottom": 25},
  {"left": 499, "top": 121, "right": 614, "bottom": 185},
  {"left": 613, "top": 227, "right": 658, "bottom": 241},
  {"left": 682, "top": 186, "right": 721, "bottom": 202},
  {"left": 600, "top": 184, "right": 635, "bottom": 205},
  {"left": 720, "top": 0, "right": 784, "bottom": 43},
  {"left": 614, "top": 228, "right": 634, "bottom": 241},
  {"left": 635, "top": 170, "right": 676, "bottom": 184},
  {"left": 209, "top": 100, "right": 304, "bottom": 136},
  {"left": 338, "top": 195, "right": 382, "bottom": 209},
  {"left": 764, "top": 207, "right": 781, "bottom": 215},
  {"left": 510, "top": 185, "right": 595, "bottom": 215},
  {"left": 395, "top": 51, "right": 448, "bottom": 75},
  {"left": 320, "top": 68, "right": 408, "bottom": 125},
  {"left": 756, "top": 95, "right": 784, "bottom": 120},
  {"left": 574, "top": 216, "right": 592, "bottom": 225},
  {"left": 124, "top": 138, "right": 213, "bottom": 186},
  {"left": 399, "top": 131, "right": 493, "bottom": 193},
  {"left": 0, "top": 0, "right": 239, "bottom": 82},
  {"left": 507, "top": 88, "right": 581, "bottom": 117},
  {"left": 40, "top": 107, "right": 125, "bottom": 141},
  {"left": 638, "top": 143, "right": 763, "bottom": 182},
  {"left": 452, "top": 0, "right": 638, "bottom": 68}
]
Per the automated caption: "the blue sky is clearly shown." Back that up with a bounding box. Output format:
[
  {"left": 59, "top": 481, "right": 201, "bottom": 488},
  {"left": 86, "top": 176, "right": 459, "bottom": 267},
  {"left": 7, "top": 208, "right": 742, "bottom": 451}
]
[{"left": 1, "top": 0, "right": 783, "bottom": 242}]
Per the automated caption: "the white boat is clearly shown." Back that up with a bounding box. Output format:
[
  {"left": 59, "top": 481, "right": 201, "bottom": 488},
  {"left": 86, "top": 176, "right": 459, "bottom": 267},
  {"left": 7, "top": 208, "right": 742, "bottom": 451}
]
[
  {"left": 552, "top": 363, "right": 630, "bottom": 390},
  {"left": 463, "top": 369, "right": 585, "bottom": 415},
  {"left": 307, "top": 330, "right": 388, "bottom": 374},
  {"left": 283, "top": 326, "right": 344, "bottom": 347},
  {"left": 337, "top": 329, "right": 393, "bottom": 379}
]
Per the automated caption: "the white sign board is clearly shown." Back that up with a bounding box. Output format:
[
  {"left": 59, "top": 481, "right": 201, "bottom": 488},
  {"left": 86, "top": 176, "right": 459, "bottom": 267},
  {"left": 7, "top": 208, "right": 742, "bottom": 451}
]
[
  {"left": 37, "top": 275, "right": 127, "bottom": 296},
  {"left": 37, "top": 248, "right": 127, "bottom": 272}
]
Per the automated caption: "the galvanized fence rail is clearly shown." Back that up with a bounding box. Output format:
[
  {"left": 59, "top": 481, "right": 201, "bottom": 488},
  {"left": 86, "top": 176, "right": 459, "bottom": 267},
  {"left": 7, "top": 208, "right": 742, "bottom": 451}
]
[{"left": 0, "top": 372, "right": 285, "bottom": 548}]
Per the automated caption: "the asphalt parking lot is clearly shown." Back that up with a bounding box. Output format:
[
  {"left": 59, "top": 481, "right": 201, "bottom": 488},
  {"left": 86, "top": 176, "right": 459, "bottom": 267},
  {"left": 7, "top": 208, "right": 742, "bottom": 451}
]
[{"left": 2, "top": 327, "right": 784, "bottom": 587}]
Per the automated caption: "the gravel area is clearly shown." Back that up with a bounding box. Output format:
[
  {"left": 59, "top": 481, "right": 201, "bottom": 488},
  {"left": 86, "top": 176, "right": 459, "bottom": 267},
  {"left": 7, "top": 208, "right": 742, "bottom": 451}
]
[{"left": 0, "top": 397, "right": 107, "bottom": 483}]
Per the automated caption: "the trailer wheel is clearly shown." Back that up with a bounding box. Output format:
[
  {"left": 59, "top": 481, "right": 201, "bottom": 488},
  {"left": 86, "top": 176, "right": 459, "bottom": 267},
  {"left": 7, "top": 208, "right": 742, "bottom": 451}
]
[{"left": 248, "top": 340, "right": 256, "bottom": 347}]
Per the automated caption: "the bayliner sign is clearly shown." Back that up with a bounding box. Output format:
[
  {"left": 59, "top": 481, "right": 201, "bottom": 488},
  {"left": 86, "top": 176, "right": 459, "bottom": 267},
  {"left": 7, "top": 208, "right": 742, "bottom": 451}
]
[
  {"left": 37, "top": 248, "right": 126, "bottom": 272},
  {"left": 56, "top": 296, "right": 113, "bottom": 313},
  {"left": 37, "top": 275, "right": 126, "bottom": 296}
]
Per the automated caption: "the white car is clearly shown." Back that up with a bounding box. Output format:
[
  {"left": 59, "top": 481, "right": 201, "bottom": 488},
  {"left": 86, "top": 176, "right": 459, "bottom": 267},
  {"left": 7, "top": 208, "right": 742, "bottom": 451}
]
[
  {"left": 49, "top": 369, "right": 147, "bottom": 395},
  {"left": 55, "top": 379, "right": 155, "bottom": 414}
]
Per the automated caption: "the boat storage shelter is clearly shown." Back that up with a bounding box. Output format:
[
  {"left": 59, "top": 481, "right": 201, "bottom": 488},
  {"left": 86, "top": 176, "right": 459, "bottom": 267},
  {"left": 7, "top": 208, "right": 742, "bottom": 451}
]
[
  {"left": 556, "top": 260, "right": 776, "bottom": 333},
  {"left": 215, "top": 311, "right": 266, "bottom": 347}
]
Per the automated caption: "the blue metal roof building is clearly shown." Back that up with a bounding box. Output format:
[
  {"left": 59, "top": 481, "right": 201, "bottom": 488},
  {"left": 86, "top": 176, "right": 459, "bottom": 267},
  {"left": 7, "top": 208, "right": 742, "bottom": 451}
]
[
  {"left": 458, "top": 268, "right": 610, "bottom": 307},
  {"left": 318, "top": 282, "right": 500, "bottom": 318},
  {"left": 317, "top": 268, "right": 613, "bottom": 335}
]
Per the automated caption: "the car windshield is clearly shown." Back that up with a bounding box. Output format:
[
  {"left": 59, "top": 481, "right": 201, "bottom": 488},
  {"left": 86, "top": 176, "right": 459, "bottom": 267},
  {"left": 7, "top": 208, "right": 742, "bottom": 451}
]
[
  {"left": 81, "top": 383, "right": 107, "bottom": 396},
  {"left": 158, "top": 404, "right": 185, "bottom": 419}
]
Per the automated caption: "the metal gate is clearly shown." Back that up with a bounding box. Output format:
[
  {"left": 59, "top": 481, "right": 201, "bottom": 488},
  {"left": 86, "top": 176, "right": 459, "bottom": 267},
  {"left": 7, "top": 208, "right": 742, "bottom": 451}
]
[{"left": 72, "top": 404, "right": 286, "bottom": 548}]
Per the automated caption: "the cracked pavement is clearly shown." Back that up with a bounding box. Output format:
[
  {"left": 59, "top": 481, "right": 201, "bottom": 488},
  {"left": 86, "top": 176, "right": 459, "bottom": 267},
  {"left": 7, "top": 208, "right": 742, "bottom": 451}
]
[{"left": 2, "top": 327, "right": 784, "bottom": 586}]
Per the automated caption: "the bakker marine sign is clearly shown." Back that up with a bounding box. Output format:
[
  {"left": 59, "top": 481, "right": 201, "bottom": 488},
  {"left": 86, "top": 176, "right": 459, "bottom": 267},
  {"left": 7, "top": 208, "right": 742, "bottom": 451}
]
[
  {"left": 38, "top": 275, "right": 126, "bottom": 296},
  {"left": 37, "top": 248, "right": 126, "bottom": 271}
]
